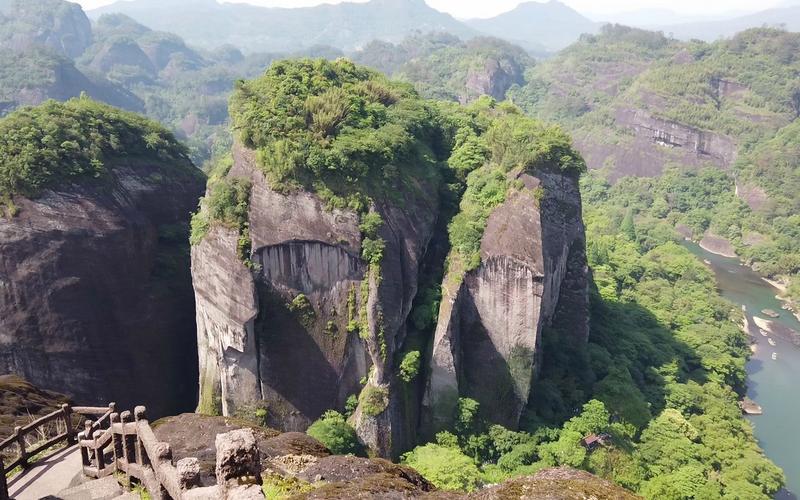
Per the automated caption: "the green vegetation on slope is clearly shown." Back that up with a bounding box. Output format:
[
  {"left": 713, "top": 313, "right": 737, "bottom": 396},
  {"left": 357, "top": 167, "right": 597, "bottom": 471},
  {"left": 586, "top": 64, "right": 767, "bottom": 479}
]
[
  {"left": 437, "top": 98, "right": 585, "bottom": 282},
  {"left": 582, "top": 160, "right": 800, "bottom": 309},
  {"left": 508, "top": 24, "right": 677, "bottom": 126},
  {"left": 189, "top": 153, "right": 253, "bottom": 265},
  {"left": 629, "top": 28, "right": 800, "bottom": 139},
  {"left": 507, "top": 25, "right": 800, "bottom": 306},
  {"left": 306, "top": 410, "right": 361, "bottom": 455},
  {"left": 0, "top": 96, "right": 192, "bottom": 212},
  {"left": 354, "top": 33, "right": 535, "bottom": 105},
  {"left": 229, "top": 58, "right": 441, "bottom": 212}
]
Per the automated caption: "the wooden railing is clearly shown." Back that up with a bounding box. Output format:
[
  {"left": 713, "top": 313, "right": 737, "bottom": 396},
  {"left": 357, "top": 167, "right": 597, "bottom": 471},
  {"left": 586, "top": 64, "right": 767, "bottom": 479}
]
[
  {"left": 0, "top": 403, "right": 115, "bottom": 500},
  {"left": 1, "top": 402, "right": 262, "bottom": 500},
  {"left": 79, "top": 405, "right": 199, "bottom": 500}
]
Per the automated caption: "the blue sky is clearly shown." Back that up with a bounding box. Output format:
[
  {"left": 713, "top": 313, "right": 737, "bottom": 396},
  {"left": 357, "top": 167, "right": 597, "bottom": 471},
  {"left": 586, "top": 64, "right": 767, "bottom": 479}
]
[{"left": 75, "top": 0, "right": 786, "bottom": 20}]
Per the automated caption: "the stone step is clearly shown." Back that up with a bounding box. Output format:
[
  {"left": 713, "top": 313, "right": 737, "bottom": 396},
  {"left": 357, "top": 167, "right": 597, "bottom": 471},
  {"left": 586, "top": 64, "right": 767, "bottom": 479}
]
[{"left": 56, "top": 476, "right": 123, "bottom": 500}]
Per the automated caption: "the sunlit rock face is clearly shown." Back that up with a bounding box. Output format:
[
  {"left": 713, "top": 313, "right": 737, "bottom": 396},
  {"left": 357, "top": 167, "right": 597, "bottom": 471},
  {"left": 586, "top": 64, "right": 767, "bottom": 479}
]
[
  {"left": 193, "top": 142, "right": 439, "bottom": 458},
  {"left": 425, "top": 168, "right": 588, "bottom": 432},
  {"left": 194, "top": 134, "right": 589, "bottom": 458}
]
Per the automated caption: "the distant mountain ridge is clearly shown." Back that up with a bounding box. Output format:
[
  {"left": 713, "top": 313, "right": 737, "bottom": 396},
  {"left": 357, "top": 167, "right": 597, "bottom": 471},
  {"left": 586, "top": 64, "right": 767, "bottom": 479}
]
[
  {"left": 466, "top": 0, "right": 600, "bottom": 52},
  {"left": 649, "top": 5, "right": 800, "bottom": 40},
  {"left": 89, "top": 0, "right": 478, "bottom": 53},
  {"left": 89, "top": 0, "right": 605, "bottom": 55}
]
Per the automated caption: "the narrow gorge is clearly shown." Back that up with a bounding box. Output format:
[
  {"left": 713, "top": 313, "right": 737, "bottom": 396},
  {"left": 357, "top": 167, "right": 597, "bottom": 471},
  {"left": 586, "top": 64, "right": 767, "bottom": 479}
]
[{"left": 191, "top": 59, "right": 590, "bottom": 457}]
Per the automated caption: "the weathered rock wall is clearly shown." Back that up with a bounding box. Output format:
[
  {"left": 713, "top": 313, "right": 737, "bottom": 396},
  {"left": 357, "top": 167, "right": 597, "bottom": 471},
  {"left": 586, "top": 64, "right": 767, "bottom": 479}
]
[
  {"left": 194, "top": 145, "right": 589, "bottom": 456},
  {"left": 424, "top": 169, "right": 588, "bottom": 431},
  {"left": 577, "top": 107, "right": 738, "bottom": 181},
  {"left": 0, "top": 0, "right": 92, "bottom": 57},
  {"left": 193, "top": 143, "right": 439, "bottom": 457},
  {"left": 0, "top": 162, "right": 204, "bottom": 417}
]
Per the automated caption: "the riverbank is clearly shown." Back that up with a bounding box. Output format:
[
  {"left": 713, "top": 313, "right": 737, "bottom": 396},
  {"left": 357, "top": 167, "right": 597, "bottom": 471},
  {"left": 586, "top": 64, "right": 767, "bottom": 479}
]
[
  {"left": 686, "top": 234, "right": 800, "bottom": 324},
  {"left": 698, "top": 232, "right": 738, "bottom": 258},
  {"left": 682, "top": 240, "right": 799, "bottom": 499},
  {"left": 760, "top": 277, "right": 800, "bottom": 323}
]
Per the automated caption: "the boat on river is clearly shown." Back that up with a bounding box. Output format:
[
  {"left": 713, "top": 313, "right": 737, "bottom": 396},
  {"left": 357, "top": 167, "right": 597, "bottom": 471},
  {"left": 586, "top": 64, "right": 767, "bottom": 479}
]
[
  {"left": 772, "top": 352, "right": 777, "bottom": 360},
  {"left": 762, "top": 309, "right": 780, "bottom": 318},
  {"left": 739, "top": 397, "right": 763, "bottom": 415},
  {"left": 768, "top": 338, "right": 776, "bottom": 346},
  {"left": 760, "top": 329, "right": 769, "bottom": 336}
]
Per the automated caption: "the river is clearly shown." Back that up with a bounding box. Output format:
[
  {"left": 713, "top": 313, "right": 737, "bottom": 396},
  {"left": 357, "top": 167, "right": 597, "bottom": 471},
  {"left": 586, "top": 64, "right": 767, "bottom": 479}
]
[{"left": 683, "top": 241, "right": 799, "bottom": 499}]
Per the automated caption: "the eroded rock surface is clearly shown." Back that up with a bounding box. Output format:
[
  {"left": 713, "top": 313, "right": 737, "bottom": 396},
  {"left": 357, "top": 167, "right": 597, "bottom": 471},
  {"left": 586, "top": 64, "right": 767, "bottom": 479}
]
[
  {"left": 0, "top": 0, "right": 92, "bottom": 57},
  {"left": 426, "top": 169, "right": 588, "bottom": 431},
  {"left": 0, "top": 161, "right": 204, "bottom": 418},
  {"left": 193, "top": 142, "right": 439, "bottom": 457},
  {"left": 471, "top": 466, "right": 641, "bottom": 500}
]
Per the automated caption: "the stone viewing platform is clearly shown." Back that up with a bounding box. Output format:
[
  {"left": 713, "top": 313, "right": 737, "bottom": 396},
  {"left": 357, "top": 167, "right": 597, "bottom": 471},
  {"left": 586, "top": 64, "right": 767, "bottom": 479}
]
[{"left": 1, "top": 403, "right": 268, "bottom": 500}]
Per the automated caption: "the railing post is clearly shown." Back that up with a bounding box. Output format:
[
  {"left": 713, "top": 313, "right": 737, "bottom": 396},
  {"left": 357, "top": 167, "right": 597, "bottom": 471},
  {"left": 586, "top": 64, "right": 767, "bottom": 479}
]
[
  {"left": 79, "top": 429, "right": 88, "bottom": 467},
  {"left": 0, "top": 455, "right": 9, "bottom": 500},
  {"left": 120, "top": 411, "right": 132, "bottom": 485},
  {"left": 107, "top": 403, "right": 116, "bottom": 430},
  {"left": 82, "top": 420, "right": 94, "bottom": 470},
  {"left": 110, "top": 413, "right": 121, "bottom": 473},
  {"left": 62, "top": 404, "right": 76, "bottom": 444},
  {"left": 14, "top": 426, "right": 27, "bottom": 469},
  {"left": 134, "top": 406, "right": 146, "bottom": 467}
]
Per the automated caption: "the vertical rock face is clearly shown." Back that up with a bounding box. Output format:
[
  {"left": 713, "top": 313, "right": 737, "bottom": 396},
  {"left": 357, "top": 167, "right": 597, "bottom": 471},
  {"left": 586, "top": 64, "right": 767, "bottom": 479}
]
[
  {"left": 193, "top": 144, "right": 439, "bottom": 457},
  {"left": 425, "top": 169, "right": 588, "bottom": 431},
  {"left": 464, "top": 58, "right": 525, "bottom": 103},
  {"left": 0, "top": 162, "right": 205, "bottom": 417},
  {"left": 194, "top": 145, "right": 589, "bottom": 456}
]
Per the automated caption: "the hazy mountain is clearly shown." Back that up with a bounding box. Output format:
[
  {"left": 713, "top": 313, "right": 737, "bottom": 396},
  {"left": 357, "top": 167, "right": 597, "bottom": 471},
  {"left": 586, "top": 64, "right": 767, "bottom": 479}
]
[
  {"left": 89, "top": 0, "right": 478, "bottom": 53},
  {"left": 465, "top": 0, "right": 599, "bottom": 52},
  {"left": 352, "top": 33, "right": 534, "bottom": 102},
  {"left": 651, "top": 5, "right": 800, "bottom": 40},
  {"left": 0, "top": 0, "right": 92, "bottom": 57},
  {"left": 588, "top": 8, "right": 739, "bottom": 27},
  {"left": 0, "top": 48, "right": 143, "bottom": 114}
]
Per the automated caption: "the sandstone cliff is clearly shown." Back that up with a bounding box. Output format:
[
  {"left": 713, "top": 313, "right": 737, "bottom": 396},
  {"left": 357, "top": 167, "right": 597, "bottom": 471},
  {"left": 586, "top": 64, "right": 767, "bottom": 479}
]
[
  {"left": 192, "top": 149, "right": 588, "bottom": 454},
  {"left": 193, "top": 143, "right": 439, "bottom": 457},
  {"left": 192, "top": 59, "right": 589, "bottom": 459},
  {"left": 463, "top": 56, "right": 526, "bottom": 104},
  {"left": 576, "top": 107, "right": 738, "bottom": 181},
  {"left": 0, "top": 147, "right": 204, "bottom": 418},
  {"left": 425, "top": 167, "right": 588, "bottom": 432}
]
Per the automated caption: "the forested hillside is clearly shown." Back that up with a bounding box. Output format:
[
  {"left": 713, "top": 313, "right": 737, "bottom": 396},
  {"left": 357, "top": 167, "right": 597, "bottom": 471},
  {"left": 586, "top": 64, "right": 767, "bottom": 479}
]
[
  {"left": 353, "top": 34, "right": 533, "bottom": 103},
  {"left": 509, "top": 26, "right": 800, "bottom": 309}
]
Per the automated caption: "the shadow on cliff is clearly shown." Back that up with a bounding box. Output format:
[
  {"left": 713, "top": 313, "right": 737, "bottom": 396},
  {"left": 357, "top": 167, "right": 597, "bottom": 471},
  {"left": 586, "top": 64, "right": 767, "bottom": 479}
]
[
  {"left": 254, "top": 288, "right": 339, "bottom": 429},
  {"left": 525, "top": 284, "right": 711, "bottom": 432},
  {"left": 458, "top": 301, "right": 533, "bottom": 429}
]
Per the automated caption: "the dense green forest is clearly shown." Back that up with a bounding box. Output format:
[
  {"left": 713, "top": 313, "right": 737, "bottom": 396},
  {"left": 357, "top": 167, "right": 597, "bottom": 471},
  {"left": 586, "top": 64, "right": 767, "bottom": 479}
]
[
  {"left": 353, "top": 33, "right": 532, "bottom": 103},
  {"left": 397, "top": 171, "right": 782, "bottom": 498},
  {"left": 351, "top": 27, "right": 800, "bottom": 299},
  {"left": 0, "top": 96, "right": 194, "bottom": 215},
  {"left": 504, "top": 25, "right": 800, "bottom": 310}
]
